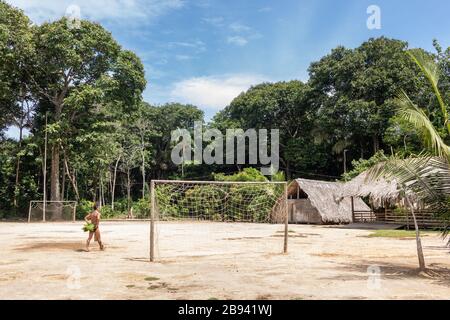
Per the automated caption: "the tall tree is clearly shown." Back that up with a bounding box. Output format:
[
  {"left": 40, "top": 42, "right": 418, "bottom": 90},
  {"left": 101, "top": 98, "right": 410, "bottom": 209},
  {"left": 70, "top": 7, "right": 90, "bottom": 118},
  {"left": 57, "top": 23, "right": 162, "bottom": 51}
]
[
  {"left": 0, "top": 1, "right": 33, "bottom": 131},
  {"left": 213, "top": 81, "right": 316, "bottom": 178},
  {"left": 31, "top": 18, "right": 121, "bottom": 202},
  {"left": 308, "top": 37, "right": 426, "bottom": 163},
  {"left": 148, "top": 103, "right": 204, "bottom": 179}
]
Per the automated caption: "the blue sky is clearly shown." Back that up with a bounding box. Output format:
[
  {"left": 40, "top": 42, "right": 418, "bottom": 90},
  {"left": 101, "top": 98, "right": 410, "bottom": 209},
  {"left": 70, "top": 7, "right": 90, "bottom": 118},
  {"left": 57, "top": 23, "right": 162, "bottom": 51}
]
[{"left": 5, "top": 0, "right": 450, "bottom": 137}]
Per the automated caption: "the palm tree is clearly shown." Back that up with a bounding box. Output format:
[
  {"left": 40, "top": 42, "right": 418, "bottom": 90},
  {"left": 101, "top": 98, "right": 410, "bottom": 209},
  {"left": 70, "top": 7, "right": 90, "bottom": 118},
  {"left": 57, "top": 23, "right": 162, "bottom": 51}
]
[{"left": 366, "top": 49, "right": 450, "bottom": 271}]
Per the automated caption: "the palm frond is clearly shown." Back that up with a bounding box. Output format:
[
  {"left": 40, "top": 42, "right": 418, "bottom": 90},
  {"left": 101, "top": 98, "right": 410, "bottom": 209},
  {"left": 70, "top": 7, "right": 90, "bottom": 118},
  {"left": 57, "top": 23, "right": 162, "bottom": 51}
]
[
  {"left": 407, "top": 49, "right": 450, "bottom": 134},
  {"left": 396, "top": 90, "right": 450, "bottom": 158},
  {"left": 366, "top": 155, "right": 450, "bottom": 243}
]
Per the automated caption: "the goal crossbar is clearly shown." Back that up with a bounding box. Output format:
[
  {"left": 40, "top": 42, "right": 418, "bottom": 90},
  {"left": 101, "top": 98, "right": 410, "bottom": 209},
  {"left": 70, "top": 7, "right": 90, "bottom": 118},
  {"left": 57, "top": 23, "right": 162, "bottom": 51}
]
[
  {"left": 149, "top": 180, "right": 289, "bottom": 262},
  {"left": 28, "top": 201, "right": 77, "bottom": 222}
]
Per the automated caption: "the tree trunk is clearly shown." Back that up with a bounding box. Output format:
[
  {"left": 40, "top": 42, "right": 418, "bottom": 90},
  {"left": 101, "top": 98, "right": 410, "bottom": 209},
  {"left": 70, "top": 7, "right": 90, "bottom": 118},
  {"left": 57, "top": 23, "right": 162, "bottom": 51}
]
[
  {"left": 359, "top": 140, "right": 364, "bottom": 159},
  {"left": 141, "top": 134, "right": 146, "bottom": 199},
  {"left": 50, "top": 144, "right": 60, "bottom": 201},
  {"left": 63, "top": 151, "right": 80, "bottom": 200},
  {"left": 405, "top": 197, "right": 426, "bottom": 271},
  {"left": 13, "top": 125, "right": 23, "bottom": 208},
  {"left": 50, "top": 143, "right": 62, "bottom": 219},
  {"left": 50, "top": 104, "right": 62, "bottom": 205},
  {"left": 142, "top": 152, "right": 146, "bottom": 199},
  {"left": 99, "top": 174, "right": 103, "bottom": 209},
  {"left": 372, "top": 135, "right": 380, "bottom": 153},
  {"left": 127, "top": 168, "right": 132, "bottom": 214},
  {"left": 285, "top": 162, "right": 291, "bottom": 180},
  {"left": 61, "top": 164, "right": 66, "bottom": 201},
  {"left": 101, "top": 175, "right": 105, "bottom": 207},
  {"left": 111, "top": 155, "right": 120, "bottom": 211}
]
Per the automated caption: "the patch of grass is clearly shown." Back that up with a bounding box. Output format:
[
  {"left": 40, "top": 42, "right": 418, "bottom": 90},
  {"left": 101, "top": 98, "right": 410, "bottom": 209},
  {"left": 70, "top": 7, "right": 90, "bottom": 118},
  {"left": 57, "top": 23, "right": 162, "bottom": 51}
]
[
  {"left": 147, "top": 285, "right": 160, "bottom": 290},
  {"left": 208, "top": 297, "right": 219, "bottom": 300},
  {"left": 126, "top": 284, "right": 135, "bottom": 288},
  {"left": 144, "top": 276, "right": 160, "bottom": 281},
  {"left": 368, "top": 230, "right": 438, "bottom": 238}
]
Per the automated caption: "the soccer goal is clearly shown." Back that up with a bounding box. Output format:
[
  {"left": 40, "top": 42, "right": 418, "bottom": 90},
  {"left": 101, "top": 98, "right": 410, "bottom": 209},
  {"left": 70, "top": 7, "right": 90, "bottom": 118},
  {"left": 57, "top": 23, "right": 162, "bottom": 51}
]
[
  {"left": 28, "top": 201, "right": 77, "bottom": 222},
  {"left": 149, "top": 180, "right": 288, "bottom": 262}
]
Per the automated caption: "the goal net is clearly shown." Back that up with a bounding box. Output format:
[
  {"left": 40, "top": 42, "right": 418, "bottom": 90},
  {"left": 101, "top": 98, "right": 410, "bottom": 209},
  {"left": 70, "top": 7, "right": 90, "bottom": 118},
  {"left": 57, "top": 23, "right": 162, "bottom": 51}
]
[
  {"left": 28, "top": 201, "right": 77, "bottom": 222},
  {"left": 150, "top": 180, "right": 288, "bottom": 261}
]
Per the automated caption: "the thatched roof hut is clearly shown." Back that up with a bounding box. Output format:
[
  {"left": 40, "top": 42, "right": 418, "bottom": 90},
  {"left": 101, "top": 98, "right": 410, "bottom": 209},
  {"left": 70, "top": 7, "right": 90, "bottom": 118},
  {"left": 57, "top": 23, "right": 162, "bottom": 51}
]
[
  {"left": 287, "top": 178, "right": 370, "bottom": 224},
  {"left": 336, "top": 172, "right": 401, "bottom": 208}
]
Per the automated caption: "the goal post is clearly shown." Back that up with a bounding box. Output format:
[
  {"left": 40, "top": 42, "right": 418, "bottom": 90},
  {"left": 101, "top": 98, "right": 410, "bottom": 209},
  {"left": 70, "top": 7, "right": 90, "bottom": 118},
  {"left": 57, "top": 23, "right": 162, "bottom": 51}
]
[
  {"left": 149, "top": 180, "right": 289, "bottom": 262},
  {"left": 28, "top": 201, "right": 77, "bottom": 222}
]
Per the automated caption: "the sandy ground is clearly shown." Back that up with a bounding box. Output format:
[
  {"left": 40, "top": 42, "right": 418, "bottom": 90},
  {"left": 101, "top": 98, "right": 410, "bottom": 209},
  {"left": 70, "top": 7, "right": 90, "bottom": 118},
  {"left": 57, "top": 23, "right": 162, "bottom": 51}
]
[{"left": 0, "top": 221, "right": 449, "bottom": 300}]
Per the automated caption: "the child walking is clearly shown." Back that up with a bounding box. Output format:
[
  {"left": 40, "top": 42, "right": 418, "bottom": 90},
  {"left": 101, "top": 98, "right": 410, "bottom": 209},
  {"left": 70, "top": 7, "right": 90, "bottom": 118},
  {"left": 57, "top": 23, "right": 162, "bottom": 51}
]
[{"left": 85, "top": 204, "right": 104, "bottom": 252}]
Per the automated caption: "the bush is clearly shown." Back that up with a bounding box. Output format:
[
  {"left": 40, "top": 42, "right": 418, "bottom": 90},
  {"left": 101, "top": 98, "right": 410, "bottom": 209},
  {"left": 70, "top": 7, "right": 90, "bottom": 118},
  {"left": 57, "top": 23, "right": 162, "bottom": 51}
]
[
  {"left": 76, "top": 199, "right": 94, "bottom": 220},
  {"left": 100, "top": 205, "right": 124, "bottom": 219},
  {"left": 133, "top": 198, "right": 151, "bottom": 219},
  {"left": 180, "top": 185, "right": 224, "bottom": 220},
  {"left": 342, "top": 151, "right": 387, "bottom": 181},
  {"left": 213, "top": 168, "right": 268, "bottom": 182}
]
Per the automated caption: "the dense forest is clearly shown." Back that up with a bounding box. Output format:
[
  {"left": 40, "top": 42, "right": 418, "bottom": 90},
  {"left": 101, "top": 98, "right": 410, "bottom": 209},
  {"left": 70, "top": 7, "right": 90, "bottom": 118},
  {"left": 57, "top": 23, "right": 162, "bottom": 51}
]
[{"left": 1, "top": 1, "right": 449, "bottom": 218}]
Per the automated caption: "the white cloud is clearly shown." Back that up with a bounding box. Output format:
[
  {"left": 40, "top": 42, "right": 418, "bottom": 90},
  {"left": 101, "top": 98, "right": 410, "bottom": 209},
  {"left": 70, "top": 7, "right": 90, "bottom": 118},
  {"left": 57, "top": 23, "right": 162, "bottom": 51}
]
[
  {"left": 258, "top": 7, "right": 272, "bottom": 12},
  {"left": 170, "top": 74, "right": 270, "bottom": 110},
  {"left": 167, "top": 40, "right": 206, "bottom": 54},
  {"left": 175, "top": 54, "right": 191, "bottom": 61},
  {"left": 227, "top": 36, "right": 248, "bottom": 46},
  {"left": 168, "top": 40, "right": 205, "bottom": 48},
  {"left": 202, "top": 16, "right": 224, "bottom": 27},
  {"left": 229, "top": 22, "right": 251, "bottom": 33},
  {"left": 6, "top": 0, "right": 184, "bottom": 24}
]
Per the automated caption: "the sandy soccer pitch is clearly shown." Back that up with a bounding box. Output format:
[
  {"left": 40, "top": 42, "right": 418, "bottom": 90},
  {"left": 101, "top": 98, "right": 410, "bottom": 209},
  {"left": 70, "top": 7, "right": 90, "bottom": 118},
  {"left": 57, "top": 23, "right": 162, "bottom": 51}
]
[{"left": 0, "top": 221, "right": 449, "bottom": 300}]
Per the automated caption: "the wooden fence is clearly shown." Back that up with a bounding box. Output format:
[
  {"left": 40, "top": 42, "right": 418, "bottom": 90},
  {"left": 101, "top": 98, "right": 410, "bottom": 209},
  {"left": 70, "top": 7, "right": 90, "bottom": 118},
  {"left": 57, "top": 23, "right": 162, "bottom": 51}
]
[{"left": 352, "top": 209, "right": 444, "bottom": 228}]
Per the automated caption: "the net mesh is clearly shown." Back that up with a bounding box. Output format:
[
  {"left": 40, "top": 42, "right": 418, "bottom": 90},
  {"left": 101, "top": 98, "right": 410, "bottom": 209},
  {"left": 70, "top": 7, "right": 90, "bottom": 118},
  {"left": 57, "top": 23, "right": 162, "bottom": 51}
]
[
  {"left": 150, "top": 181, "right": 288, "bottom": 260},
  {"left": 28, "top": 201, "right": 77, "bottom": 222},
  {"left": 153, "top": 181, "right": 287, "bottom": 223}
]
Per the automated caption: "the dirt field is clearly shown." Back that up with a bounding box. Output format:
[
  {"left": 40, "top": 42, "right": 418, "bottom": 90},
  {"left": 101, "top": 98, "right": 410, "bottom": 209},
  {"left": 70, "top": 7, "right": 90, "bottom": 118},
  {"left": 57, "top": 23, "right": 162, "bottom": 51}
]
[{"left": 0, "top": 221, "right": 449, "bottom": 300}]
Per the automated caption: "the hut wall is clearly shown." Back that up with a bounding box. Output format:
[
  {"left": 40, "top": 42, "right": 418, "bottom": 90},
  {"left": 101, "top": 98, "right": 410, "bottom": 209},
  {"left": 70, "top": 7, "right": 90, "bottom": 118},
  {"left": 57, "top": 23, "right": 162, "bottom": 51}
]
[{"left": 288, "top": 199, "right": 323, "bottom": 224}]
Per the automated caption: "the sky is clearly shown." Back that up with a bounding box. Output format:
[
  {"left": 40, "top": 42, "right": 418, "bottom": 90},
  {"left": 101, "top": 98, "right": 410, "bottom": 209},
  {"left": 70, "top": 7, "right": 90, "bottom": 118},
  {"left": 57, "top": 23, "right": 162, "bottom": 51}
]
[{"left": 5, "top": 0, "right": 450, "bottom": 138}]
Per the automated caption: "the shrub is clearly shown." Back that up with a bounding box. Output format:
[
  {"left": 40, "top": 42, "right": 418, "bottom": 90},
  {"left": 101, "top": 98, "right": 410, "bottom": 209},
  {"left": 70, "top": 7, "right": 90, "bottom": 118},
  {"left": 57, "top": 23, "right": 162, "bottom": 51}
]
[
  {"left": 100, "top": 205, "right": 124, "bottom": 219},
  {"left": 133, "top": 198, "right": 151, "bottom": 219},
  {"left": 76, "top": 199, "right": 94, "bottom": 220}
]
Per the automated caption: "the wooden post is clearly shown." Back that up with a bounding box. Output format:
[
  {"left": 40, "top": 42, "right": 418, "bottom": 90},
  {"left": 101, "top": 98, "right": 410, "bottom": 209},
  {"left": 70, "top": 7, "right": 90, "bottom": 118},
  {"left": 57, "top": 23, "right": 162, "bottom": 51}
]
[
  {"left": 73, "top": 203, "right": 76, "bottom": 222},
  {"left": 150, "top": 180, "right": 155, "bottom": 262},
  {"left": 28, "top": 202, "right": 32, "bottom": 223},
  {"left": 351, "top": 196, "right": 355, "bottom": 223},
  {"left": 43, "top": 113, "right": 48, "bottom": 222},
  {"left": 283, "top": 183, "right": 288, "bottom": 254}
]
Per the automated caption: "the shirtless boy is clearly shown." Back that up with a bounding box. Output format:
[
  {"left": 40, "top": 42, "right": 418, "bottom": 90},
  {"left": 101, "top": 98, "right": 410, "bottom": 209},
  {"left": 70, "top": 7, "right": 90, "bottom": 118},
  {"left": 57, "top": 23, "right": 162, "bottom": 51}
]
[{"left": 85, "top": 204, "right": 104, "bottom": 252}]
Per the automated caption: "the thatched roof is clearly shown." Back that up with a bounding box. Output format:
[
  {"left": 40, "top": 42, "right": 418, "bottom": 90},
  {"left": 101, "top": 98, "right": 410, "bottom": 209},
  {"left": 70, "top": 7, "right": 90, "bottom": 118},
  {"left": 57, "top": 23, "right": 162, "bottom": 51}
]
[
  {"left": 288, "top": 178, "right": 370, "bottom": 223},
  {"left": 336, "top": 172, "right": 401, "bottom": 208}
]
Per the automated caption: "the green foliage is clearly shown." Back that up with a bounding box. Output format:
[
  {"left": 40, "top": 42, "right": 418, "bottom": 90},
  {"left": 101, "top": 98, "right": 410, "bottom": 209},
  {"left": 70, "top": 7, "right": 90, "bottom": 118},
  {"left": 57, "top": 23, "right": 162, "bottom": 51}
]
[
  {"left": 342, "top": 151, "right": 387, "bottom": 181},
  {"left": 133, "top": 198, "right": 151, "bottom": 219},
  {"left": 0, "top": 1, "right": 33, "bottom": 129},
  {"left": 1, "top": 0, "right": 450, "bottom": 222},
  {"left": 180, "top": 185, "right": 224, "bottom": 220},
  {"left": 368, "top": 230, "right": 438, "bottom": 238},
  {"left": 155, "top": 182, "right": 282, "bottom": 223},
  {"left": 82, "top": 222, "right": 95, "bottom": 232},
  {"left": 213, "top": 81, "right": 315, "bottom": 178},
  {"left": 155, "top": 168, "right": 285, "bottom": 222},
  {"left": 155, "top": 185, "right": 181, "bottom": 218},
  {"left": 99, "top": 205, "right": 120, "bottom": 219},
  {"left": 213, "top": 168, "right": 269, "bottom": 182},
  {"left": 76, "top": 199, "right": 94, "bottom": 220}
]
